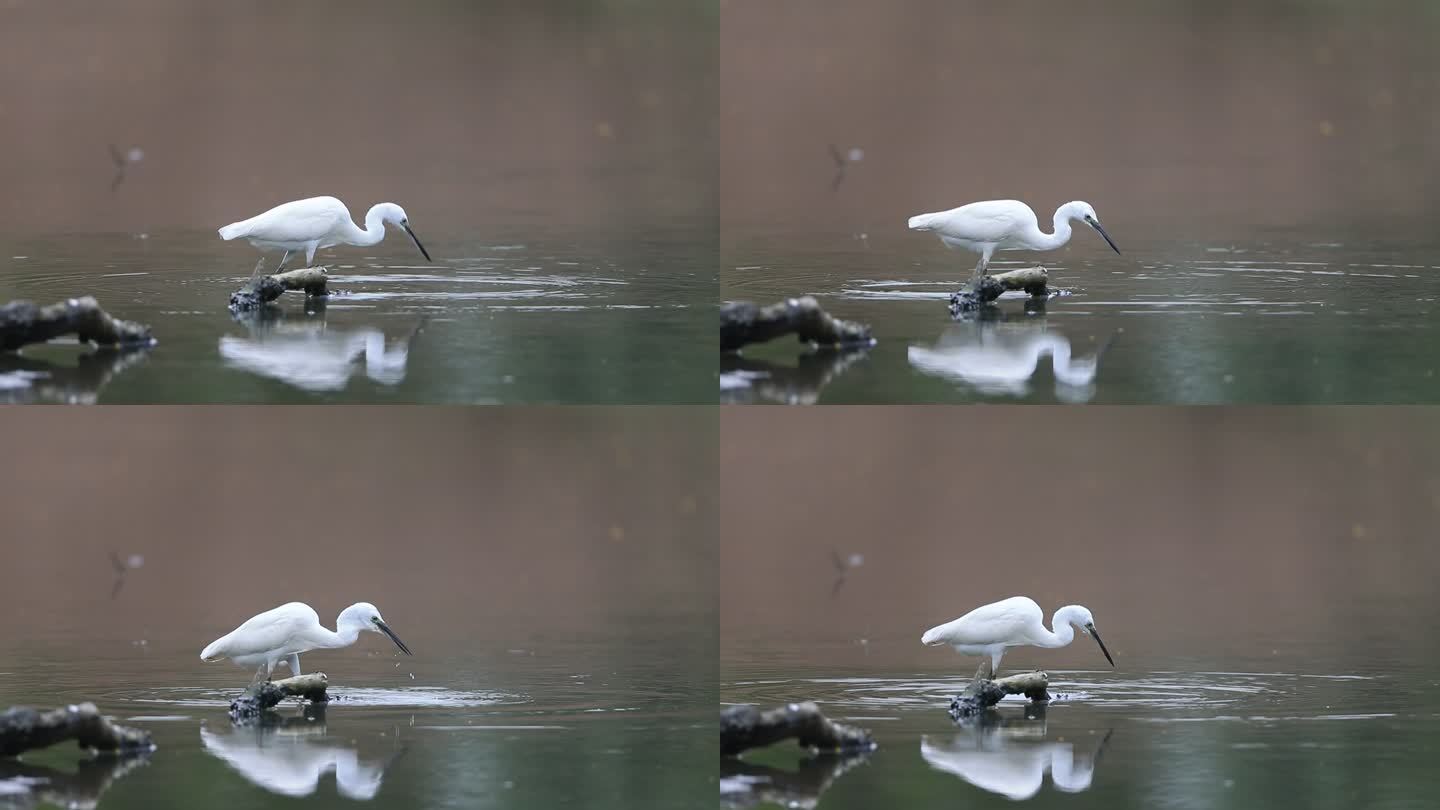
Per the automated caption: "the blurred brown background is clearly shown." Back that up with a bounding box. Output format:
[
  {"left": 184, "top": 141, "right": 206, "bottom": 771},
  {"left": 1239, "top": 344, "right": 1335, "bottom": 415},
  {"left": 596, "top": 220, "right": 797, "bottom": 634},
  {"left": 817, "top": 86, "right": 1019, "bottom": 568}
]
[
  {"left": 721, "top": 407, "right": 1440, "bottom": 669},
  {"left": 0, "top": 0, "right": 714, "bottom": 235},
  {"left": 721, "top": 0, "right": 1440, "bottom": 235},
  {"left": 0, "top": 407, "right": 715, "bottom": 645}
]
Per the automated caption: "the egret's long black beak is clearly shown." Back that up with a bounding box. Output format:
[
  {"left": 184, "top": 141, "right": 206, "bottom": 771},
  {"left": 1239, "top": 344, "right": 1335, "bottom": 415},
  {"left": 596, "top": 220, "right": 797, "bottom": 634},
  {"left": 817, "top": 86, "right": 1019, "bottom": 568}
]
[
  {"left": 375, "top": 619, "right": 413, "bottom": 656},
  {"left": 1090, "top": 220, "right": 1121, "bottom": 255},
  {"left": 402, "top": 223, "right": 432, "bottom": 263},
  {"left": 1087, "top": 624, "right": 1115, "bottom": 667}
]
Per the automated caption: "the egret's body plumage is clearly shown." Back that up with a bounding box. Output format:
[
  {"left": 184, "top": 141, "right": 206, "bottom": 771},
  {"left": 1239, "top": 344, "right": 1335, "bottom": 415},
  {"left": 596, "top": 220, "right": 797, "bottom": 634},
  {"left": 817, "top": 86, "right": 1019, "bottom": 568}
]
[
  {"left": 201, "top": 601, "right": 412, "bottom": 680},
  {"left": 922, "top": 596, "right": 1114, "bottom": 676},
  {"left": 908, "top": 200, "right": 1120, "bottom": 290},
  {"left": 219, "top": 196, "right": 431, "bottom": 277}
]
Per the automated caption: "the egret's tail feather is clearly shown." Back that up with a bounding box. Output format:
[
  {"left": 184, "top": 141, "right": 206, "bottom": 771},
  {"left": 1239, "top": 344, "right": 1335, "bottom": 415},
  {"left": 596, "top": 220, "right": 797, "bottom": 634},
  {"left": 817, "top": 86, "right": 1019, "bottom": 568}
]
[
  {"left": 200, "top": 639, "right": 224, "bottom": 661},
  {"left": 217, "top": 222, "right": 247, "bottom": 240},
  {"left": 908, "top": 212, "right": 942, "bottom": 231},
  {"left": 921, "top": 626, "right": 945, "bottom": 646}
]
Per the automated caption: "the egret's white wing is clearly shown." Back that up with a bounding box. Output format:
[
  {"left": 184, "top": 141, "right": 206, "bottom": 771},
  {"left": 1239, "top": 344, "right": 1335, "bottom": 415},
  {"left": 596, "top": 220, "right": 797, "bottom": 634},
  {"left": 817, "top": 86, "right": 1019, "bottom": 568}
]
[
  {"left": 230, "top": 197, "right": 351, "bottom": 243},
  {"left": 923, "top": 596, "right": 1042, "bottom": 647},
  {"left": 202, "top": 602, "right": 316, "bottom": 660},
  {"left": 931, "top": 200, "right": 1033, "bottom": 243}
]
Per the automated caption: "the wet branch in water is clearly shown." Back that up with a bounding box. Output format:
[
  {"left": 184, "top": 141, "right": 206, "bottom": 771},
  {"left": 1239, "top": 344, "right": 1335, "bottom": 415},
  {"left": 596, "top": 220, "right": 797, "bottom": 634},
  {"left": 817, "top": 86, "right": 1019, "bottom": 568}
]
[
  {"left": 950, "top": 266, "right": 1051, "bottom": 314},
  {"left": 0, "top": 703, "right": 153, "bottom": 756},
  {"left": 229, "top": 673, "right": 330, "bottom": 722},
  {"left": 0, "top": 297, "right": 154, "bottom": 352},
  {"left": 229, "top": 267, "right": 332, "bottom": 312},
  {"left": 721, "top": 297, "right": 873, "bottom": 352},
  {"left": 720, "top": 702, "right": 875, "bottom": 756},
  {"left": 949, "top": 671, "right": 1051, "bottom": 719}
]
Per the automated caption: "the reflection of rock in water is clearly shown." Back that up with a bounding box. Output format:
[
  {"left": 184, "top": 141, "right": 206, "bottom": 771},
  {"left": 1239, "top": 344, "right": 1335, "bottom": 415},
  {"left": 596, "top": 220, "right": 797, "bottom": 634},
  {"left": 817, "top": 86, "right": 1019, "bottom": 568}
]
[
  {"left": 920, "top": 712, "right": 1111, "bottom": 800},
  {"left": 720, "top": 751, "right": 870, "bottom": 810},
  {"left": 908, "top": 320, "right": 1110, "bottom": 403},
  {"left": 0, "top": 751, "right": 150, "bottom": 809},
  {"left": 720, "top": 347, "right": 870, "bottom": 404},
  {"left": 200, "top": 715, "right": 397, "bottom": 800},
  {"left": 219, "top": 319, "right": 419, "bottom": 393},
  {"left": 0, "top": 347, "right": 151, "bottom": 404}
]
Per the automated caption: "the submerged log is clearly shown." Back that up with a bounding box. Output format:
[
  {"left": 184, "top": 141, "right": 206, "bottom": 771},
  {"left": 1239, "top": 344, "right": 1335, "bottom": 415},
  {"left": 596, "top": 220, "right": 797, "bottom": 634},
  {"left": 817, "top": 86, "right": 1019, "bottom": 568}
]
[
  {"left": 228, "top": 673, "right": 330, "bottom": 722},
  {"left": 721, "top": 702, "right": 875, "bottom": 757},
  {"left": 721, "top": 750, "right": 870, "bottom": 809},
  {"left": 719, "top": 346, "right": 870, "bottom": 405},
  {"left": 721, "top": 297, "right": 873, "bottom": 352},
  {"left": 0, "top": 751, "right": 150, "bottom": 808},
  {"left": 0, "top": 297, "right": 154, "bottom": 352},
  {"left": 0, "top": 703, "right": 153, "bottom": 756},
  {"left": 949, "top": 671, "right": 1051, "bottom": 719},
  {"left": 950, "top": 267, "right": 1051, "bottom": 314},
  {"left": 229, "top": 267, "right": 332, "bottom": 312}
]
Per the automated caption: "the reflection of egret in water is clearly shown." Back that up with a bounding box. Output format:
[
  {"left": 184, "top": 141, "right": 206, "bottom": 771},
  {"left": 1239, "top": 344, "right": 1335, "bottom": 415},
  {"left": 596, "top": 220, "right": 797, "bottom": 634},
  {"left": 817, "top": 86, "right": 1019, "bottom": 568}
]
[
  {"left": 0, "top": 750, "right": 150, "bottom": 809},
  {"left": 219, "top": 310, "right": 424, "bottom": 393},
  {"left": 200, "top": 714, "right": 400, "bottom": 800},
  {"left": 922, "top": 710, "right": 1113, "bottom": 800},
  {"left": 720, "top": 347, "right": 870, "bottom": 405},
  {"left": 721, "top": 750, "right": 870, "bottom": 810},
  {"left": 908, "top": 321, "right": 1112, "bottom": 403}
]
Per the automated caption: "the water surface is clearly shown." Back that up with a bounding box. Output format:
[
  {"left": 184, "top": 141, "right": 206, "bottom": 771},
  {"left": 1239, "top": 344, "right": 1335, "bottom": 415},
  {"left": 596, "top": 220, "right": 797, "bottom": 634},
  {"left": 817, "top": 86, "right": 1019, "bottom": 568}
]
[
  {"left": 722, "top": 227, "right": 1440, "bottom": 404},
  {"left": 1, "top": 225, "right": 712, "bottom": 403},
  {"left": 722, "top": 642, "right": 1439, "bottom": 810},
  {"left": 2, "top": 626, "right": 709, "bottom": 810}
]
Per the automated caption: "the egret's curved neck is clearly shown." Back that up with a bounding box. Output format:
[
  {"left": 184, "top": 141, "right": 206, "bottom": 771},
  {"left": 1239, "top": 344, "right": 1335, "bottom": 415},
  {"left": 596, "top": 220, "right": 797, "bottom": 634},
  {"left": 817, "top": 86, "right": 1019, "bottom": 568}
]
[
  {"left": 1039, "top": 610, "right": 1079, "bottom": 648},
  {"left": 319, "top": 621, "right": 363, "bottom": 649},
  {"left": 344, "top": 206, "right": 388, "bottom": 247},
  {"left": 1026, "top": 207, "right": 1075, "bottom": 251}
]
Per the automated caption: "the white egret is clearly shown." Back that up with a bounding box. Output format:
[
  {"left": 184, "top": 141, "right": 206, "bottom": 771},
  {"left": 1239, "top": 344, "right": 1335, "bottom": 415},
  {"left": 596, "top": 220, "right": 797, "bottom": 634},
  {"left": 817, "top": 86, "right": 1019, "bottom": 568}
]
[
  {"left": 201, "top": 601, "right": 412, "bottom": 682},
  {"left": 922, "top": 596, "right": 1114, "bottom": 680},
  {"left": 908, "top": 200, "right": 1120, "bottom": 290},
  {"left": 218, "top": 196, "right": 432, "bottom": 278}
]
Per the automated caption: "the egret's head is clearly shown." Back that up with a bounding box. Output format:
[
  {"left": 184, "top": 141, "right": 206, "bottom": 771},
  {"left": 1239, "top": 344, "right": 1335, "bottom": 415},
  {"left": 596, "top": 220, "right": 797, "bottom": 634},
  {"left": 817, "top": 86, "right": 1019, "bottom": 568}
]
[
  {"left": 372, "top": 202, "right": 432, "bottom": 263},
  {"left": 1065, "top": 605, "right": 1096, "bottom": 630},
  {"left": 340, "top": 601, "right": 413, "bottom": 655},
  {"left": 1064, "top": 201, "right": 1120, "bottom": 255},
  {"left": 1060, "top": 604, "right": 1114, "bottom": 668}
]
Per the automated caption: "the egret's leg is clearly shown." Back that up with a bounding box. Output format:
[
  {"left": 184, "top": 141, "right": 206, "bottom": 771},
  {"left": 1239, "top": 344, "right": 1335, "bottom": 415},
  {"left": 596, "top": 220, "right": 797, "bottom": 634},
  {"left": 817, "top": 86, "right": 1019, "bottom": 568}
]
[
  {"left": 274, "top": 249, "right": 292, "bottom": 275},
  {"left": 968, "top": 256, "right": 989, "bottom": 293},
  {"left": 288, "top": 654, "right": 301, "bottom": 676}
]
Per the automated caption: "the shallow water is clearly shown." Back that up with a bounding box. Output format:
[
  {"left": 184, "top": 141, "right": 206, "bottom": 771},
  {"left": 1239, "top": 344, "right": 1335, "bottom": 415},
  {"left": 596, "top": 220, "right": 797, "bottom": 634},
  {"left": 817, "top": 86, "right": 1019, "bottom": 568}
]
[
  {"left": 0, "top": 626, "right": 710, "bottom": 809},
  {"left": 0, "top": 225, "right": 712, "bottom": 404},
  {"left": 722, "top": 641, "right": 1440, "bottom": 810},
  {"left": 722, "top": 227, "right": 1440, "bottom": 404},
  {"left": 719, "top": 409, "right": 1440, "bottom": 808}
]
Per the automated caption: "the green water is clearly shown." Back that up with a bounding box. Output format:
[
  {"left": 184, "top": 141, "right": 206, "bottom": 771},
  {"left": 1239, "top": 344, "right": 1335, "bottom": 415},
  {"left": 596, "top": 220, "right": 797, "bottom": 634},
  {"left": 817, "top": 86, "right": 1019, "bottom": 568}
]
[
  {"left": 722, "top": 641, "right": 1440, "bottom": 810},
  {"left": 722, "top": 227, "right": 1440, "bottom": 404},
  {"left": 0, "top": 223, "right": 714, "bottom": 403},
  {"left": 1, "top": 618, "right": 712, "bottom": 809}
]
